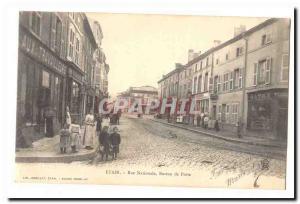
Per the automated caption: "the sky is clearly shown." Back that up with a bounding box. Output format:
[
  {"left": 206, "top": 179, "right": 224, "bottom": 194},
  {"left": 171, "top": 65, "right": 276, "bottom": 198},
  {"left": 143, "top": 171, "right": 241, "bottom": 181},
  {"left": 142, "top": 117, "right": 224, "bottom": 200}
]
[{"left": 86, "top": 13, "right": 268, "bottom": 97}]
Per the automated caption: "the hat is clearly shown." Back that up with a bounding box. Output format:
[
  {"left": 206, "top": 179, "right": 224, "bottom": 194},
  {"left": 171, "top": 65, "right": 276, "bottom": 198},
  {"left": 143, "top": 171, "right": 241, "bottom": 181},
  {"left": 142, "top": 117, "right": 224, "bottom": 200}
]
[{"left": 113, "top": 126, "right": 119, "bottom": 132}]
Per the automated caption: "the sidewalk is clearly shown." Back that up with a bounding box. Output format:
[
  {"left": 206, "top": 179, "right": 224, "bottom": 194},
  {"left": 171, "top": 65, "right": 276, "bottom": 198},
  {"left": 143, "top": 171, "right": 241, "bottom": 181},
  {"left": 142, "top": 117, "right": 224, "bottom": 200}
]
[
  {"left": 150, "top": 118, "right": 286, "bottom": 148},
  {"left": 15, "top": 127, "right": 98, "bottom": 163}
]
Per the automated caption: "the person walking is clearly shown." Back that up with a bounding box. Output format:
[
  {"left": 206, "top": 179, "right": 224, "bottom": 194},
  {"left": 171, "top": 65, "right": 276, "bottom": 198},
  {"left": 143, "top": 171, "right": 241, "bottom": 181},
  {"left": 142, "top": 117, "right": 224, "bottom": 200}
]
[
  {"left": 83, "top": 110, "right": 95, "bottom": 150},
  {"left": 99, "top": 126, "right": 110, "bottom": 161},
  {"left": 110, "top": 127, "right": 121, "bottom": 160}
]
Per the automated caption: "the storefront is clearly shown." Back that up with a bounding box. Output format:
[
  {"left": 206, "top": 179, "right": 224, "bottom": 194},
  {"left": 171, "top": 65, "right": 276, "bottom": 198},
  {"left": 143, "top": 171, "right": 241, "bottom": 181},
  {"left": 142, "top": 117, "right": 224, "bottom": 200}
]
[
  {"left": 65, "top": 62, "right": 85, "bottom": 124},
  {"left": 17, "top": 27, "right": 67, "bottom": 143},
  {"left": 247, "top": 89, "right": 288, "bottom": 139}
]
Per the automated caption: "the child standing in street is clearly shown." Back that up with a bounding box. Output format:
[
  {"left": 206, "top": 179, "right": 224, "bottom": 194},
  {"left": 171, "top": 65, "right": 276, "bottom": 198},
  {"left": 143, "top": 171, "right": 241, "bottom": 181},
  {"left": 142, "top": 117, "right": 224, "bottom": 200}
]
[
  {"left": 59, "top": 123, "right": 70, "bottom": 154},
  {"left": 110, "top": 127, "right": 121, "bottom": 160}
]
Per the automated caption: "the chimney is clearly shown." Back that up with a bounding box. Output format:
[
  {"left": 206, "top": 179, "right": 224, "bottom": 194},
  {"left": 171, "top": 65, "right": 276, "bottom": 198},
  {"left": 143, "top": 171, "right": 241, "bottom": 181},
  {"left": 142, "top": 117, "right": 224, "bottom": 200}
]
[
  {"left": 175, "top": 63, "right": 183, "bottom": 69},
  {"left": 188, "top": 49, "right": 201, "bottom": 62},
  {"left": 213, "top": 40, "right": 221, "bottom": 47},
  {"left": 234, "top": 25, "right": 246, "bottom": 37},
  {"left": 188, "top": 49, "right": 194, "bottom": 62}
]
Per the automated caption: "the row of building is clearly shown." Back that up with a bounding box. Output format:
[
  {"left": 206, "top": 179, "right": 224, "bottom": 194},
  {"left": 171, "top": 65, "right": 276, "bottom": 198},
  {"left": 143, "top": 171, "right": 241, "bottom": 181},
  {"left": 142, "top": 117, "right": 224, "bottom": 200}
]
[
  {"left": 17, "top": 12, "right": 109, "bottom": 140},
  {"left": 117, "top": 86, "right": 158, "bottom": 114},
  {"left": 157, "top": 18, "right": 290, "bottom": 140}
]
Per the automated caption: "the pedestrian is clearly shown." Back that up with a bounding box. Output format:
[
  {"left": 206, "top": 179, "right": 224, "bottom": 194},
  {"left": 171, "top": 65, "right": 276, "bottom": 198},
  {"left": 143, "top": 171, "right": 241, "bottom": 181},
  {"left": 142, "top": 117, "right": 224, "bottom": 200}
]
[
  {"left": 83, "top": 110, "right": 96, "bottom": 150},
  {"left": 204, "top": 115, "right": 209, "bottom": 129},
  {"left": 59, "top": 123, "right": 70, "bottom": 154},
  {"left": 215, "top": 119, "right": 220, "bottom": 131},
  {"left": 95, "top": 114, "right": 103, "bottom": 136},
  {"left": 66, "top": 106, "right": 72, "bottom": 127},
  {"left": 110, "top": 127, "right": 121, "bottom": 160},
  {"left": 116, "top": 109, "right": 122, "bottom": 125},
  {"left": 70, "top": 124, "right": 80, "bottom": 153},
  {"left": 99, "top": 126, "right": 110, "bottom": 161},
  {"left": 197, "top": 114, "right": 201, "bottom": 127},
  {"left": 237, "top": 120, "right": 242, "bottom": 138}
]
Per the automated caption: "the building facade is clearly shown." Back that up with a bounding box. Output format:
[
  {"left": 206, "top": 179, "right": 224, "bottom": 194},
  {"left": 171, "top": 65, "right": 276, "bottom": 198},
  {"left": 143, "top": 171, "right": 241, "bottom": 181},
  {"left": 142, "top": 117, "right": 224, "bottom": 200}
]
[
  {"left": 17, "top": 12, "right": 106, "bottom": 146},
  {"left": 118, "top": 86, "right": 158, "bottom": 114},
  {"left": 157, "top": 18, "right": 290, "bottom": 140}
]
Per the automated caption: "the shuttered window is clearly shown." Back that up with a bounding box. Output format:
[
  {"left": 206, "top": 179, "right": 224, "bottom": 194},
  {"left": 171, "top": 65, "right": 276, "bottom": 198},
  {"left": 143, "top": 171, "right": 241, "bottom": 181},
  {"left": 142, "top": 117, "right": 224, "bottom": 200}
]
[{"left": 281, "top": 54, "right": 289, "bottom": 81}]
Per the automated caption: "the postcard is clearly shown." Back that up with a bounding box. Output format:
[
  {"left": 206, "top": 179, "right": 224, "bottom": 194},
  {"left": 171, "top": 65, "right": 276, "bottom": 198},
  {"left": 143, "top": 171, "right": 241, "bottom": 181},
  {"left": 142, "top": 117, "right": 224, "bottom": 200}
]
[{"left": 14, "top": 11, "right": 292, "bottom": 193}]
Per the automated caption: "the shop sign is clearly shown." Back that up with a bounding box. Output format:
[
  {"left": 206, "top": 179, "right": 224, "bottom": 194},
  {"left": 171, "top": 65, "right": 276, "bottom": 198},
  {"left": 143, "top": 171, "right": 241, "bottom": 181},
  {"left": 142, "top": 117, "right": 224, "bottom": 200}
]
[
  {"left": 19, "top": 31, "right": 67, "bottom": 76},
  {"left": 249, "top": 92, "right": 271, "bottom": 101}
]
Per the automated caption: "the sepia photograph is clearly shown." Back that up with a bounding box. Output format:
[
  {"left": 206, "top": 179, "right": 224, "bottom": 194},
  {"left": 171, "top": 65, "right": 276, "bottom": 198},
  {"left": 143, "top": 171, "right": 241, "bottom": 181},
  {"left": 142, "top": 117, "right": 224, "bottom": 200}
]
[{"left": 12, "top": 9, "right": 293, "bottom": 194}]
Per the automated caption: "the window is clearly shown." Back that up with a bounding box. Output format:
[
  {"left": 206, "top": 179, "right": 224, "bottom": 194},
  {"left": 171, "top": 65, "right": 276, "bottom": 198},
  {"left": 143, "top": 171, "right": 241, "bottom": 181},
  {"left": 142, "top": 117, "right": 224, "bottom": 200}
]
[
  {"left": 217, "top": 75, "right": 222, "bottom": 93},
  {"left": 223, "top": 73, "right": 229, "bottom": 91},
  {"left": 233, "top": 68, "right": 243, "bottom": 89},
  {"left": 75, "top": 37, "right": 80, "bottom": 65},
  {"left": 226, "top": 53, "right": 229, "bottom": 61},
  {"left": 232, "top": 103, "right": 239, "bottom": 124},
  {"left": 206, "top": 57, "right": 209, "bottom": 67},
  {"left": 195, "top": 64, "right": 198, "bottom": 72},
  {"left": 193, "top": 77, "right": 197, "bottom": 94},
  {"left": 216, "top": 58, "right": 219, "bottom": 65},
  {"left": 204, "top": 73, "right": 208, "bottom": 92},
  {"left": 234, "top": 69, "right": 240, "bottom": 88},
  {"left": 229, "top": 72, "right": 234, "bottom": 90},
  {"left": 253, "top": 58, "right": 272, "bottom": 86},
  {"left": 55, "top": 17, "right": 62, "bottom": 53},
  {"left": 68, "top": 28, "right": 75, "bottom": 58},
  {"left": 42, "top": 70, "right": 50, "bottom": 88},
  {"left": 30, "top": 12, "right": 41, "bottom": 36},
  {"left": 200, "top": 61, "right": 203, "bottom": 70},
  {"left": 261, "top": 33, "right": 272, "bottom": 45},
  {"left": 197, "top": 75, "right": 202, "bottom": 93},
  {"left": 225, "top": 104, "right": 231, "bottom": 123},
  {"left": 239, "top": 68, "right": 243, "bottom": 88},
  {"left": 281, "top": 54, "right": 289, "bottom": 81},
  {"left": 253, "top": 58, "right": 271, "bottom": 85},
  {"left": 236, "top": 47, "right": 243, "bottom": 57}
]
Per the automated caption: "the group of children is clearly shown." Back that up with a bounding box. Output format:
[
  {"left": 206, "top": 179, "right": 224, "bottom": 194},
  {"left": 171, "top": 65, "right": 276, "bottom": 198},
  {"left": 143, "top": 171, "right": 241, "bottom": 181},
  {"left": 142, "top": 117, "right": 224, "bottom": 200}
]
[
  {"left": 59, "top": 117, "right": 122, "bottom": 160},
  {"left": 98, "top": 126, "right": 121, "bottom": 161},
  {"left": 59, "top": 123, "right": 81, "bottom": 154}
]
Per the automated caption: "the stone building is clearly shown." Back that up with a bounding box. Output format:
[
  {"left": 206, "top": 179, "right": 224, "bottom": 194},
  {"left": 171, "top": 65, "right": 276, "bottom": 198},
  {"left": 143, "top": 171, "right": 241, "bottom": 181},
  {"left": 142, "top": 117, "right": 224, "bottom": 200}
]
[
  {"left": 16, "top": 12, "right": 104, "bottom": 146},
  {"left": 89, "top": 19, "right": 110, "bottom": 114},
  {"left": 118, "top": 86, "right": 158, "bottom": 114},
  {"left": 157, "top": 18, "right": 290, "bottom": 140}
]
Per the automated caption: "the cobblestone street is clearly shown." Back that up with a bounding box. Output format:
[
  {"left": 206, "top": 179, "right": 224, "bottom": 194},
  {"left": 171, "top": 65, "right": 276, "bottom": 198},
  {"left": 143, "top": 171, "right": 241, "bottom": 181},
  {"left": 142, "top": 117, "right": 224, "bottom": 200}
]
[{"left": 78, "top": 115, "right": 286, "bottom": 180}]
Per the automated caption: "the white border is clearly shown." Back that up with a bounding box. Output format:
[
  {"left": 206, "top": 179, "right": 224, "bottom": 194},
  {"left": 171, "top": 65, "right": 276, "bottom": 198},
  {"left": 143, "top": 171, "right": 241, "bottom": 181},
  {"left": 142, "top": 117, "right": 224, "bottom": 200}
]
[{"left": 0, "top": 0, "right": 295, "bottom": 199}]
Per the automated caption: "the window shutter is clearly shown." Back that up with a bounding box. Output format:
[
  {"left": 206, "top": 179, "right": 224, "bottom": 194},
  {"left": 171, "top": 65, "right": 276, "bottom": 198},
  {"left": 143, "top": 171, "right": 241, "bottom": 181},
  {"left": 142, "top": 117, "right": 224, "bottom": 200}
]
[
  {"left": 265, "top": 57, "right": 271, "bottom": 84},
  {"left": 253, "top": 63, "right": 258, "bottom": 86},
  {"left": 239, "top": 68, "right": 243, "bottom": 88},
  {"left": 50, "top": 14, "right": 57, "bottom": 51},
  {"left": 209, "top": 77, "right": 213, "bottom": 93}
]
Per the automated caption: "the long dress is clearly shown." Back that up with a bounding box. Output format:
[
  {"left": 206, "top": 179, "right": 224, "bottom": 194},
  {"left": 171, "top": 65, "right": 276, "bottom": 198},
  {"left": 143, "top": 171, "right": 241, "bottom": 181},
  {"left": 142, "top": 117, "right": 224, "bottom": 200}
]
[{"left": 83, "top": 114, "right": 95, "bottom": 147}]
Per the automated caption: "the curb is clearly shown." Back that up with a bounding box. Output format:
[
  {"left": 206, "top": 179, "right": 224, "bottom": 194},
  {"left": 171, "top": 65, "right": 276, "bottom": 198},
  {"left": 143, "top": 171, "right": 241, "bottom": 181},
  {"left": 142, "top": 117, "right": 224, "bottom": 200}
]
[
  {"left": 149, "top": 119, "right": 283, "bottom": 148},
  {"left": 15, "top": 149, "right": 97, "bottom": 163}
]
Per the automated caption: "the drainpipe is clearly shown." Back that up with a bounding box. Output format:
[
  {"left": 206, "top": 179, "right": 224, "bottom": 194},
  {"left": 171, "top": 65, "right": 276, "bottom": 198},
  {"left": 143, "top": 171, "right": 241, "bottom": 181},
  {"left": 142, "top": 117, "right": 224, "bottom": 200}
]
[{"left": 241, "top": 35, "right": 248, "bottom": 137}]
